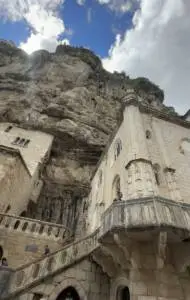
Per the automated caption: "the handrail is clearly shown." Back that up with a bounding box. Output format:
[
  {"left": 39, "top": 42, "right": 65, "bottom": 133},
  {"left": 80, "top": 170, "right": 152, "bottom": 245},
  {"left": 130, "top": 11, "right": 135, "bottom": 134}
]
[
  {"left": 15, "top": 230, "right": 98, "bottom": 271},
  {"left": 2, "top": 230, "right": 99, "bottom": 299}
]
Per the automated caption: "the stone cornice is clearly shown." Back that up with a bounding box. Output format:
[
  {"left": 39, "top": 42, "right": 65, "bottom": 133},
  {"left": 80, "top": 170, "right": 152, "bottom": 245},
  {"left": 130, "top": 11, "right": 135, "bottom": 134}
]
[{"left": 123, "top": 99, "right": 190, "bottom": 129}]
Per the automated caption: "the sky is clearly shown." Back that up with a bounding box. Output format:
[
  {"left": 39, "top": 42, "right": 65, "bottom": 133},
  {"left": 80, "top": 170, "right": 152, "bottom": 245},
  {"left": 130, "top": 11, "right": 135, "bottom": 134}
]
[{"left": 0, "top": 0, "right": 189, "bottom": 114}]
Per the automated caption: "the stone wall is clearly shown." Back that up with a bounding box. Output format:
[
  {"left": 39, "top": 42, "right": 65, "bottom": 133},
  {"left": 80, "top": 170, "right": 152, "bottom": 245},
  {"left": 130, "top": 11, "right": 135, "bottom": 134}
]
[
  {"left": 8, "top": 241, "right": 190, "bottom": 300},
  {"left": 87, "top": 103, "right": 190, "bottom": 233},
  {"left": 0, "top": 228, "right": 64, "bottom": 268},
  {"left": 22, "top": 258, "right": 110, "bottom": 300},
  {"left": 142, "top": 113, "right": 190, "bottom": 203},
  {"left": 0, "top": 151, "right": 31, "bottom": 215},
  {"left": 110, "top": 241, "right": 190, "bottom": 300},
  {"left": 0, "top": 123, "right": 53, "bottom": 176}
]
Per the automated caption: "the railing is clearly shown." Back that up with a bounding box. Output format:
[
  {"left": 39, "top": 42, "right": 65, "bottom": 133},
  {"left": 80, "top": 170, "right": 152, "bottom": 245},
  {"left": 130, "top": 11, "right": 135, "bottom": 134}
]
[
  {"left": 0, "top": 213, "right": 72, "bottom": 242},
  {"left": 2, "top": 230, "right": 99, "bottom": 299},
  {"left": 100, "top": 196, "right": 190, "bottom": 238}
]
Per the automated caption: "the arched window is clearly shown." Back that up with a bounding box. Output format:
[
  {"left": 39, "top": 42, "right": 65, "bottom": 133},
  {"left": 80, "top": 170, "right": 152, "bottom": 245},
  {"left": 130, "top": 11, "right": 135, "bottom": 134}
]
[
  {"left": 112, "top": 175, "right": 121, "bottom": 202},
  {"left": 153, "top": 164, "right": 161, "bottom": 186},
  {"left": 14, "top": 220, "right": 20, "bottom": 230},
  {"left": 146, "top": 130, "right": 151, "bottom": 139},
  {"left": 20, "top": 211, "right": 27, "bottom": 217},
  {"left": 22, "top": 222, "right": 28, "bottom": 231},
  {"left": 56, "top": 286, "right": 80, "bottom": 300},
  {"left": 114, "top": 139, "right": 122, "bottom": 161}
]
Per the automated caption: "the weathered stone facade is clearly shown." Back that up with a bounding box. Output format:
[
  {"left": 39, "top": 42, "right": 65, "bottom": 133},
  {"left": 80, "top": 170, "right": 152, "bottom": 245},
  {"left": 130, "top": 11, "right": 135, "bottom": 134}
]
[{"left": 1, "top": 88, "right": 190, "bottom": 300}]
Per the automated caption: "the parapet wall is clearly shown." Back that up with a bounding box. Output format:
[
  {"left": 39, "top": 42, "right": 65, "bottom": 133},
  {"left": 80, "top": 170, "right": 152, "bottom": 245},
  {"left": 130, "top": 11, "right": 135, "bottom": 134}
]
[{"left": 0, "top": 213, "right": 71, "bottom": 268}]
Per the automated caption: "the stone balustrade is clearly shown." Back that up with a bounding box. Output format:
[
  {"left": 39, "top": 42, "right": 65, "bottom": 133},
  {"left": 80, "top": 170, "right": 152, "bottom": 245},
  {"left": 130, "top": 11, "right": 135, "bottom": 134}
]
[
  {"left": 100, "top": 197, "right": 190, "bottom": 240},
  {"left": 0, "top": 213, "right": 72, "bottom": 242},
  {"left": 2, "top": 230, "right": 99, "bottom": 299}
]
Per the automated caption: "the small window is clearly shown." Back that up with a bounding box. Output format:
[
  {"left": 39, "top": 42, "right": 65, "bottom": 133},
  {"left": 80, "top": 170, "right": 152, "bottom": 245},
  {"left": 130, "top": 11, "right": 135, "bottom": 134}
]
[
  {"left": 5, "top": 205, "right": 11, "bottom": 213},
  {"left": 114, "top": 139, "right": 122, "bottom": 160},
  {"left": 5, "top": 126, "right": 12, "bottom": 132},
  {"left": 153, "top": 164, "right": 161, "bottom": 186},
  {"left": 146, "top": 130, "right": 151, "bottom": 139},
  {"left": 12, "top": 137, "right": 20, "bottom": 145},
  {"left": 23, "top": 139, "right": 30, "bottom": 147},
  {"left": 18, "top": 138, "right": 25, "bottom": 146}
]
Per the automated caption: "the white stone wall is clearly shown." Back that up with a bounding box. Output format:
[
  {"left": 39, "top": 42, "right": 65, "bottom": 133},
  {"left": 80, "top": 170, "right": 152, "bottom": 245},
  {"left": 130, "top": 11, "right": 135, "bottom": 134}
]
[
  {"left": 88, "top": 104, "right": 190, "bottom": 233},
  {"left": 0, "top": 123, "right": 53, "bottom": 209},
  {"left": 142, "top": 114, "right": 190, "bottom": 203},
  {"left": 0, "top": 123, "right": 53, "bottom": 176},
  {"left": 110, "top": 241, "right": 190, "bottom": 300},
  {"left": 88, "top": 105, "right": 156, "bottom": 233},
  {"left": 0, "top": 152, "right": 31, "bottom": 214},
  {"left": 28, "top": 258, "right": 110, "bottom": 300}
]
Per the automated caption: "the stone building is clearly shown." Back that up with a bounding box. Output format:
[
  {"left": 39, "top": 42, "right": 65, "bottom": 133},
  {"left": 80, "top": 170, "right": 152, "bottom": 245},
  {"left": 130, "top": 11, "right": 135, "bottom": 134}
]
[{"left": 1, "top": 89, "right": 190, "bottom": 300}]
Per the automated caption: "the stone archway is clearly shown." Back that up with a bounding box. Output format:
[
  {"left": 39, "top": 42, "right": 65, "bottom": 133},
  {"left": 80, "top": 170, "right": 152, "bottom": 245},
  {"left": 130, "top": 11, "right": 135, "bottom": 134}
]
[
  {"left": 56, "top": 287, "right": 80, "bottom": 300},
  {"left": 110, "top": 277, "right": 130, "bottom": 300},
  {"left": 0, "top": 246, "right": 3, "bottom": 260},
  {"left": 48, "top": 279, "right": 87, "bottom": 300}
]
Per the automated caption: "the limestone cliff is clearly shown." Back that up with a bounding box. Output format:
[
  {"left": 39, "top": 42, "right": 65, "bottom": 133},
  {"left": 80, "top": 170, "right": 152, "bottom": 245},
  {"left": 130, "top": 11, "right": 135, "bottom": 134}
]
[{"left": 0, "top": 40, "right": 167, "bottom": 235}]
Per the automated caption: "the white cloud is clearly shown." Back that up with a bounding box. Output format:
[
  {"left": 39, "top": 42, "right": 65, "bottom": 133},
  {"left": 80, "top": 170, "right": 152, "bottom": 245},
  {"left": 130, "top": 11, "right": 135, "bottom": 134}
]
[
  {"left": 97, "top": 0, "right": 138, "bottom": 13},
  {"left": 87, "top": 8, "right": 92, "bottom": 23},
  {"left": 0, "top": 0, "right": 68, "bottom": 54},
  {"left": 103, "top": 0, "right": 190, "bottom": 114},
  {"left": 76, "top": 0, "right": 85, "bottom": 5}
]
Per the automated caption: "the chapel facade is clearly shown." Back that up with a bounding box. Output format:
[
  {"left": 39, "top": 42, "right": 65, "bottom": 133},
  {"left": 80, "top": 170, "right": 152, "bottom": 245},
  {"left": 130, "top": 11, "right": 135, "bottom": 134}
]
[{"left": 0, "top": 89, "right": 190, "bottom": 300}]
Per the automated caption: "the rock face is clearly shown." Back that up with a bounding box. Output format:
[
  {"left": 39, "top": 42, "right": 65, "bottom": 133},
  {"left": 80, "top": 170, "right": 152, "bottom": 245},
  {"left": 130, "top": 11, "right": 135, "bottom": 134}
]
[{"left": 0, "top": 41, "right": 167, "bottom": 235}]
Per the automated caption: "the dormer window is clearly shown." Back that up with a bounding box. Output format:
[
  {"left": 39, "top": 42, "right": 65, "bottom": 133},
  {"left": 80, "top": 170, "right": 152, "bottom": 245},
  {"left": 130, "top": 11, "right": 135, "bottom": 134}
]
[{"left": 5, "top": 126, "right": 12, "bottom": 132}]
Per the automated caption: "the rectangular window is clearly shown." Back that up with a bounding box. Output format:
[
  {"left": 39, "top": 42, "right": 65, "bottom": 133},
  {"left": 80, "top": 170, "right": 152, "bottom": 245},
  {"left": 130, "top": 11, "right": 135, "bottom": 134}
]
[
  {"left": 12, "top": 137, "right": 20, "bottom": 145},
  {"left": 23, "top": 139, "right": 30, "bottom": 147},
  {"left": 12, "top": 137, "right": 31, "bottom": 147}
]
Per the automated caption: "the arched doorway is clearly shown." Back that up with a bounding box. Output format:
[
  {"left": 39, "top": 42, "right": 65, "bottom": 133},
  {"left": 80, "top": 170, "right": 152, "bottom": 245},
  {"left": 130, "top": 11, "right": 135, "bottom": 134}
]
[
  {"left": 56, "top": 287, "right": 80, "bottom": 300},
  {"left": 0, "top": 246, "right": 3, "bottom": 260},
  {"left": 117, "top": 286, "right": 130, "bottom": 300}
]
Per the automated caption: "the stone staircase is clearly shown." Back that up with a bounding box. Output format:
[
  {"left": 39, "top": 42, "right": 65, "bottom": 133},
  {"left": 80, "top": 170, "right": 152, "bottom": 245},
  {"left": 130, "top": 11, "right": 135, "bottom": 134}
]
[{"left": 1, "top": 230, "right": 99, "bottom": 299}]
